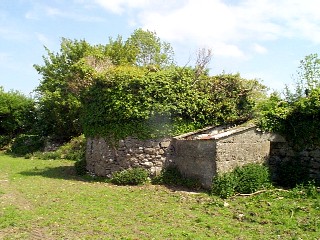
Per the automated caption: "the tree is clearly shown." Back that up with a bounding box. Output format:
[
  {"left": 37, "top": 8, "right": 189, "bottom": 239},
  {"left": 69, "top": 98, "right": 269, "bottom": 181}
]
[
  {"left": 34, "top": 30, "right": 176, "bottom": 141},
  {"left": 0, "top": 87, "right": 35, "bottom": 138},
  {"left": 194, "top": 48, "right": 212, "bottom": 79},
  {"left": 34, "top": 38, "right": 100, "bottom": 141},
  {"left": 104, "top": 35, "right": 136, "bottom": 66},
  {"left": 126, "top": 28, "right": 175, "bottom": 68},
  {"left": 258, "top": 54, "right": 320, "bottom": 148},
  {"left": 285, "top": 53, "right": 320, "bottom": 101}
]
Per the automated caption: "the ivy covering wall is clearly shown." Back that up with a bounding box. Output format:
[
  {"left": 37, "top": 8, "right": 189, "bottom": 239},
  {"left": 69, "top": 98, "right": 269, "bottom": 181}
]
[{"left": 81, "top": 65, "right": 265, "bottom": 141}]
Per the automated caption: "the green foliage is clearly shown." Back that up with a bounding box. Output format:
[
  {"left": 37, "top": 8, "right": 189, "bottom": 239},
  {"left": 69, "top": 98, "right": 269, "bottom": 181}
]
[
  {"left": 81, "top": 66, "right": 265, "bottom": 141},
  {"left": 32, "top": 135, "right": 86, "bottom": 161},
  {"left": 289, "top": 181, "right": 319, "bottom": 199},
  {"left": 211, "top": 164, "right": 272, "bottom": 198},
  {"left": 234, "top": 164, "right": 272, "bottom": 194},
  {"left": 211, "top": 172, "right": 238, "bottom": 199},
  {"left": 258, "top": 87, "right": 320, "bottom": 148},
  {"left": 34, "top": 38, "right": 98, "bottom": 141},
  {"left": 255, "top": 92, "right": 290, "bottom": 133},
  {"left": 152, "top": 165, "right": 201, "bottom": 189},
  {"left": 0, "top": 87, "right": 36, "bottom": 138},
  {"left": 257, "top": 54, "right": 320, "bottom": 148},
  {"left": 0, "top": 135, "right": 11, "bottom": 149},
  {"left": 285, "top": 53, "right": 320, "bottom": 102},
  {"left": 34, "top": 30, "right": 176, "bottom": 141},
  {"left": 126, "top": 28, "right": 175, "bottom": 68},
  {"left": 58, "top": 135, "right": 86, "bottom": 160},
  {"left": 10, "top": 134, "right": 44, "bottom": 156},
  {"left": 110, "top": 168, "right": 149, "bottom": 186}
]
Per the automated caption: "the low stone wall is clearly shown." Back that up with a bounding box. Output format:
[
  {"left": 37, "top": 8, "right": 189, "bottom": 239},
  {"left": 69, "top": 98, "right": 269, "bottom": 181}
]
[
  {"left": 86, "top": 137, "right": 174, "bottom": 177},
  {"left": 269, "top": 142, "right": 320, "bottom": 183}
]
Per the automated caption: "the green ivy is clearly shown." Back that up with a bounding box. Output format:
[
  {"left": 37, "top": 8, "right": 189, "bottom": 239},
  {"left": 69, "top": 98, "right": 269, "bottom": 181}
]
[
  {"left": 81, "top": 66, "right": 264, "bottom": 141},
  {"left": 258, "top": 87, "right": 320, "bottom": 149}
]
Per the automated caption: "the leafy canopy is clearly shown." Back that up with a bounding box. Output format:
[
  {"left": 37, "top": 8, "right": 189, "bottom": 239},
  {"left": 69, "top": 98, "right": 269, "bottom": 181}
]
[{"left": 257, "top": 54, "right": 320, "bottom": 148}]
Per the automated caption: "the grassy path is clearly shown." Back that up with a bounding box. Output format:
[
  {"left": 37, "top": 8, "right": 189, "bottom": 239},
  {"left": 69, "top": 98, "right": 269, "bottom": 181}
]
[{"left": 0, "top": 153, "right": 319, "bottom": 239}]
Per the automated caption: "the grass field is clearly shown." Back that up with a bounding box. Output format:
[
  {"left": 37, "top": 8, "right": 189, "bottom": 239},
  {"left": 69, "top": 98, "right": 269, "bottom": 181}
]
[{"left": 0, "top": 153, "right": 319, "bottom": 239}]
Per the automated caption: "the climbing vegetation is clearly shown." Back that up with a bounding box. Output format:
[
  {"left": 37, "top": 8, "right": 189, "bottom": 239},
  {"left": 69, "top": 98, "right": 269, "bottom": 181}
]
[
  {"left": 81, "top": 65, "right": 265, "bottom": 141},
  {"left": 257, "top": 54, "right": 320, "bottom": 148}
]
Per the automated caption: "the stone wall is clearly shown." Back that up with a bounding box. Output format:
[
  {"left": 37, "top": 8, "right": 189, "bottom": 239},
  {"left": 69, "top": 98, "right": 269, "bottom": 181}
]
[
  {"left": 269, "top": 142, "right": 320, "bottom": 183},
  {"left": 86, "top": 137, "right": 174, "bottom": 177},
  {"left": 173, "top": 139, "right": 216, "bottom": 189},
  {"left": 85, "top": 123, "right": 320, "bottom": 189}
]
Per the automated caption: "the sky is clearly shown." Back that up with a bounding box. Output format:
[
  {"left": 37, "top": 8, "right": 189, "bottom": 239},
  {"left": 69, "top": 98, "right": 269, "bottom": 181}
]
[{"left": 1, "top": 0, "right": 320, "bottom": 95}]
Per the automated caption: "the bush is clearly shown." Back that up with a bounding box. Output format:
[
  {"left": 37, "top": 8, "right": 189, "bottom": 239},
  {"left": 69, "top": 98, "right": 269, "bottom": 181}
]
[
  {"left": 211, "top": 163, "right": 272, "bottom": 198},
  {"left": 58, "top": 135, "right": 86, "bottom": 160},
  {"left": 234, "top": 164, "right": 271, "bottom": 194},
  {"left": 74, "top": 158, "right": 87, "bottom": 176},
  {"left": 0, "top": 135, "right": 11, "bottom": 149},
  {"left": 110, "top": 168, "right": 149, "bottom": 185},
  {"left": 211, "top": 172, "right": 238, "bottom": 199},
  {"left": 10, "top": 134, "right": 44, "bottom": 155},
  {"left": 152, "top": 165, "right": 201, "bottom": 189},
  {"left": 31, "top": 135, "right": 86, "bottom": 161}
]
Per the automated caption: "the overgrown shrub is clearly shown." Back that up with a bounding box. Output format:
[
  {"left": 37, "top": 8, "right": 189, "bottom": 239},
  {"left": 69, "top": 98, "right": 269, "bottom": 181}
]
[
  {"left": 58, "top": 135, "right": 86, "bottom": 160},
  {"left": 152, "top": 165, "right": 201, "bottom": 189},
  {"left": 10, "top": 134, "right": 44, "bottom": 155},
  {"left": 234, "top": 164, "right": 272, "bottom": 194},
  {"left": 211, "top": 172, "right": 238, "bottom": 199},
  {"left": 31, "top": 135, "right": 86, "bottom": 161},
  {"left": 0, "top": 135, "right": 11, "bottom": 149},
  {"left": 211, "top": 163, "right": 272, "bottom": 198},
  {"left": 81, "top": 66, "right": 265, "bottom": 141},
  {"left": 110, "top": 168, "right": 149, "bottom": 185}
]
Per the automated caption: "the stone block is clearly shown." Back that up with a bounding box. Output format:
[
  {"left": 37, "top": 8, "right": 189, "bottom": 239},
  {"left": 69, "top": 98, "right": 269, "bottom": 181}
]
[
  {"left": 144, "top": 148, "right": 156, "bottom": 154},
  {"left": 160, "top": 141, "right": 171, "bottom": 148}
]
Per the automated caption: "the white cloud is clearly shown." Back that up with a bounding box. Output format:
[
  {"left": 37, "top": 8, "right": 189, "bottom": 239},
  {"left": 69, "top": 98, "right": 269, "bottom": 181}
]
[
  {"left": 94, "top": 0, "right": 320, "bottom": 58},
  {"left": 25, "top": 3, "right": 106, "bottom": 23},
  {"left": 94, "top": 0, "right": 151, "bottom": 14},
  {"left": 253, "top": 43, "right": 267, "bottom": 54}
]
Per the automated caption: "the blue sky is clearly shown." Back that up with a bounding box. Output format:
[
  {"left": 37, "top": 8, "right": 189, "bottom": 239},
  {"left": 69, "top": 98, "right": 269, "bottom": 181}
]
[{"left": 1, "top": 0, "right": 320, "bottom": 95}]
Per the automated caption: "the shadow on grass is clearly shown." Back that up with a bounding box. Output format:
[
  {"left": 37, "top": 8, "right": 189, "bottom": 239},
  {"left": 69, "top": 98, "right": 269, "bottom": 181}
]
[{"left": 18, "top": 166, "right": 88, "bottom": 182}]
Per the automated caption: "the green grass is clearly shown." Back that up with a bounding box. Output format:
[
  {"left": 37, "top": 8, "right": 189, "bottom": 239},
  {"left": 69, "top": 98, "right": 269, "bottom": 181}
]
[{"left": 0, "top": 153, "right": 319, "bottom": 239}]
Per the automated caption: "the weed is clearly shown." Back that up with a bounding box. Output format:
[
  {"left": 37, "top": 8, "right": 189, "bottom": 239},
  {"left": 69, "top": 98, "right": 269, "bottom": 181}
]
[
  {"left": 211, "top": 172, "right": 237, "bottom": 199},
  {"left": 110, "top": 168, "right": 149, "bottom": 185},
  {"left": 234, "top": 163, "right": 272, "bottom": 194},
  {"left": 211, "top": 163, "right": 272, "bottom": 198}
]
